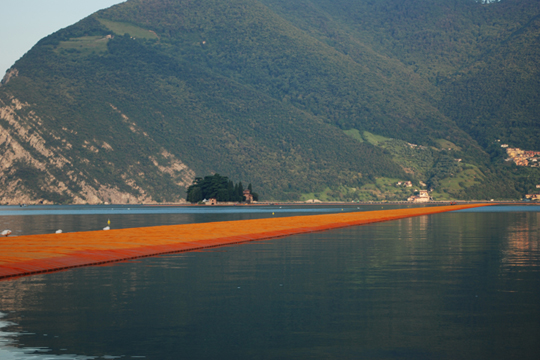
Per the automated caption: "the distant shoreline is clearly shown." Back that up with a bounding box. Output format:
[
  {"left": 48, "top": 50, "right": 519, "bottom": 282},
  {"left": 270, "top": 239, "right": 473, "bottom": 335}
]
[
  {"left": 144, "top": 200, "right": 536, "bottom": 207},
  {"left": 2, "top": 200, "right": 538, "bottom": 207}
]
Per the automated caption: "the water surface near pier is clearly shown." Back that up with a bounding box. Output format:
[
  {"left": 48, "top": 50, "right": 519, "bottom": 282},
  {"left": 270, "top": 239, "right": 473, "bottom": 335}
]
[{"left": 0, "top": 205, "right": 539, "bottom": 359}]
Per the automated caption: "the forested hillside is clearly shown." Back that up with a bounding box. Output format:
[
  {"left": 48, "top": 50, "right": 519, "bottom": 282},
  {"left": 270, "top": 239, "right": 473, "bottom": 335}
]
[{"left": 1, "top": 0, "right": 539, "bottom": 203}]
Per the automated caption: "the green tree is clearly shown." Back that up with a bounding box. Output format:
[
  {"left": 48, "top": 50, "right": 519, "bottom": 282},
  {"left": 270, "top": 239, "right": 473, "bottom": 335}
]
[
  {"left": 238, "top": 182, "right": 244, "bottom": 202},
  {"left": 187, "top": 186, "right": 202, "bottom": 203},
  {"left": 186, "top": 175, "right": 258, "bottom": 203}
]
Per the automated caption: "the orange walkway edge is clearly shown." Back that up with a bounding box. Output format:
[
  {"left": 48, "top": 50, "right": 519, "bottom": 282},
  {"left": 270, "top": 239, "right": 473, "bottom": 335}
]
[{"left": 0, "top": 204, "right": 486, "bottom": 280}]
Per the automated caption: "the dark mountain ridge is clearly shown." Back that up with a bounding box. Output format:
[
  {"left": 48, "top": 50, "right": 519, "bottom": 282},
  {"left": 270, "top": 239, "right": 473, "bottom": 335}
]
[{"left": 1, "top": 0, "right": 538, "bottom": 203}]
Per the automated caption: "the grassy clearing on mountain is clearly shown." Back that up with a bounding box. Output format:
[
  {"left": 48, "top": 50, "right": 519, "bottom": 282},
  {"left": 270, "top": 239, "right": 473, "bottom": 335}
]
[
  {"left": 97, "top": 18, "right": 159, "bottom": 39},
  {"left": 343, "top": 129, "right": 364, "bottom": 143},
  {"left": 56, "top": 36, "right": 110, "bottom": 56},
  {"left": 300, "top": 177, "right": 420, "bottom": 202},
  {"left": 435, "top": 139, "right": 461, "bottom": 151},
  {"left": 361, "top": 131, "right": 393, "bottom": 146},
  {"left": 432, "top": 164, "right": 484, "bottom": 195}
]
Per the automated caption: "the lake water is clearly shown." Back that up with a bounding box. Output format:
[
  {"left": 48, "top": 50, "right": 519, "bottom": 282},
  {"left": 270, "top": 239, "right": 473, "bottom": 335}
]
[{"left": 0, "top": 205, "right": 539, "bottom": 359}]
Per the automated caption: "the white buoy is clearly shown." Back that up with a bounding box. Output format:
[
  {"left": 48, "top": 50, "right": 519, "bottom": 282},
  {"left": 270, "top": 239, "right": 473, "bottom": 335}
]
[
  {"left": 55, "top": 229, "right": 62, "bottom": 234},
  {"left": 1, "top": 230, "right": 12, "bottom": 237}
]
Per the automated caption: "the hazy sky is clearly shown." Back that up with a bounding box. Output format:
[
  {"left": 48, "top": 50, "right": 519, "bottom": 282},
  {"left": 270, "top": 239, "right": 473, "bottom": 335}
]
[{"left": 0, "top": 0, "right": 125, "bottom": 76}]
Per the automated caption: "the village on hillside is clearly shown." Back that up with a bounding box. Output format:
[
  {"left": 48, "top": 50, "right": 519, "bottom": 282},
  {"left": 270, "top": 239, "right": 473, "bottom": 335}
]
[
  {"left": 500, "top": 143, "right": 540, "bottom": 200},
  {"left": 502, "top": 144, "right": 540, "bottom": 167}
]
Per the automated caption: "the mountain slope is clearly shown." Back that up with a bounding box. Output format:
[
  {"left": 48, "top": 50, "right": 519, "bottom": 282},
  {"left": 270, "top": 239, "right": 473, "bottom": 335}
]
[
  {"left": 1, "top": 8, "right": 407, "bottom": 203},
  {"left": 440, "top": 9, "right": 540, "bottom": 150},
  {"left": 259, "top": 0, "right": 540, "bottom": 149},
  {"left": 1, "top": 0, "right": 539, "bottom": 203}
]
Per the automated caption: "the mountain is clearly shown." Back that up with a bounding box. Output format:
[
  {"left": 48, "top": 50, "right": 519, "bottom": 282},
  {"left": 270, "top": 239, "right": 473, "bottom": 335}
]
[{"left": 1, "top": 0, "right": 539, "bottom": 204}]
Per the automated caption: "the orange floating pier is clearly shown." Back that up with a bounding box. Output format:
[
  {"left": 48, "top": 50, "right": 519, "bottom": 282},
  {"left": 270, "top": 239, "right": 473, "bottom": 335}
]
[{"left": 0, "top": 204, "right": 485, "bottom": 280}]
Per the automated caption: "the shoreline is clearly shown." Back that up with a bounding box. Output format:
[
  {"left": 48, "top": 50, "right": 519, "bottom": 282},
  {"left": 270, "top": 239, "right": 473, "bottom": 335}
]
[
  {"left": 2, "top": 200, "right": 537, "bottom": 207},
  {"left": 0, "top": 204, "right": 487, "bottom": 281}
]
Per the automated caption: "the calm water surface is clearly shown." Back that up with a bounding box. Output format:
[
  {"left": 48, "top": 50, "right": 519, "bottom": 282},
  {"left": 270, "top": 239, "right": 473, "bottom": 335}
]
[{"left": 0, "top": 205, "right": 539, "bottom": 359}]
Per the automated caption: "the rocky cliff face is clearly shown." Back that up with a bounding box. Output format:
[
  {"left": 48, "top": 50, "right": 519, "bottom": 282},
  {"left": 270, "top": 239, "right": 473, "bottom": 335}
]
[{"left": 0, "top": 96, "right": 194, "bottom": 204}]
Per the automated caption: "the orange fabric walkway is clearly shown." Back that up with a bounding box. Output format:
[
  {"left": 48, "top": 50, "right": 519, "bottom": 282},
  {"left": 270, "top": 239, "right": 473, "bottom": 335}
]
[{"left": 0, "top": 204, "right": 485, "bottom": 280}]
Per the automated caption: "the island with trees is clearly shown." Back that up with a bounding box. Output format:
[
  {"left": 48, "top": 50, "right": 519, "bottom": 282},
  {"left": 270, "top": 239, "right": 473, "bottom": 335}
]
[{"left": 186, "top": 174, "right": 259, "bottom": 204}]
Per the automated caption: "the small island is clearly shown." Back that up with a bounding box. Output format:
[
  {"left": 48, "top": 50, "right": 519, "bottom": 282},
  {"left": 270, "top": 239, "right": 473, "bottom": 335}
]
[{"left": 186, "top": 174, "right": 259, "bottom": 204}]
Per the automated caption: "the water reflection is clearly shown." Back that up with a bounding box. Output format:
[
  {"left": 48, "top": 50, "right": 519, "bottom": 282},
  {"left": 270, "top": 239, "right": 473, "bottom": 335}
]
[
  {"left": 501, "top": 212, "right": 540, "bottom": 268},
  {"left": 0, "top": 312, "right": 97, "bottom": 359}
]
